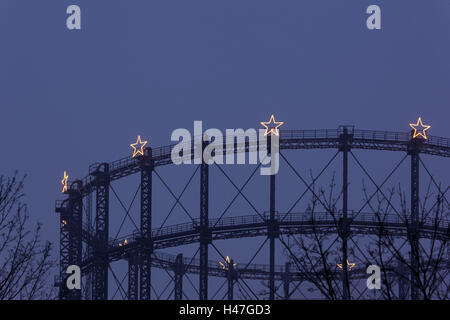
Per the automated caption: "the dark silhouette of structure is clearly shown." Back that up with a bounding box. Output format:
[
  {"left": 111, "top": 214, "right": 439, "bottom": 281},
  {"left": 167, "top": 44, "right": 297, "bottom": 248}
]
[{"left": 55, "top": 126, "right": 450, "bottom": 300}]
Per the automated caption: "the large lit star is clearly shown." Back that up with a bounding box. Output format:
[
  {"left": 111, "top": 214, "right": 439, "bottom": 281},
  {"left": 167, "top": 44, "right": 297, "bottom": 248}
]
[
  {"left": 337, "top": 259, "right": 356, "bottom": 271},
  {"left": 261, "top": 114, "right": 284, "bottom": 136},
  {"left": 61, "top": 171, "right": 69, "bottom": 193},
  {"left": 409, "top": 117, "right": 431, "bottom": 140},
  {"left": 130, "top": 135, "right": 148, "bottom": 158}
]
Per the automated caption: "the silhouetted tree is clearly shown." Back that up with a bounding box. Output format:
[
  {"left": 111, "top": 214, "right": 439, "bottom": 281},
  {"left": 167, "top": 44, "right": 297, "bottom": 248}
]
[
  {"left": 0, "top": 172, "right": 55, "bottom": 299},
  {"left": 364, "top": 181, "right": 449, "bottom": 300},
  {"left": 281, "top": 173, "right": 347, "bottom": 300},
  {"left": 272, "top": 174, "right": 448, "bottom": 300}
]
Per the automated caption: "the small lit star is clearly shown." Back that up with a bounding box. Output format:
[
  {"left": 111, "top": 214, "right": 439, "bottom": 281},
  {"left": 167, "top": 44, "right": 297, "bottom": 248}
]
[
  {"left": 261, "top": 114, "right": 284, "bottom": 136},
  {"left": 337, "top": 259, "right": 356, "bottom": 271},
  {"left": 118, "top": 239, "right": 128, "bottom": 247},
  {"left": 61, "top": 220, "right": 67, "bottom": 227},
  {"left": 219, "top": 256, "right": 237, "bottom": 271},
  {"left": 61, "top": 171, "right": 69, "bottom": 193},
  {"left": 409, "top": 117, "right": 431, "bottom": 140},
  {"left": 130, "top": 135, "right": 148, "bottom": 158}
]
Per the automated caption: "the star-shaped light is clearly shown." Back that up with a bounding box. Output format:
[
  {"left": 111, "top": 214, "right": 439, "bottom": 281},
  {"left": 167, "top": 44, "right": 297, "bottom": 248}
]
[
  {"left": 337, "top": 259, "right": 356, "bottom": 271},
  {"left": 261, "top": 114, "right": 284, "bottom": 136},
  {"left": 409, "top": 117, "right": 431, "bottom": 140},
  {"left": 130, "top": 135, "right": 148, "bottom": 158},
  {"left": 219, "top": 256, "right": 237, "bottom": 271},
  {"left": 61, "top": 171, "right": 69, "bottom": 193}
]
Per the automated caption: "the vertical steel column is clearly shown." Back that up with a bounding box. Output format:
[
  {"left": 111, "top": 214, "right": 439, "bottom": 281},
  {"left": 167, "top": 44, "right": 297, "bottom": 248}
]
[
  {"left": 57, "top": 200, "right": 70, "bottom": 300},
  {"left": 339, "top": 126, "right": 352, "bottom": 300},
  {"left": 283, "top": 262, "right": 291, "bottom": 300},
  {"left": 92, "top": 163, "right": 110, "bottom": 300},
  {"left": 140, "top": 147, "right": 154, "bottom": 300},
  {"left": 227, "top": 259, "right": 237, "bottom": 300},
  {"left": 227, "top": 276, "right": 234, "bottom": 301},
  {"left": 267, "top": 135, "right": 278, "bottom": 300},
  {"left": 174, "top": 254, "right": 184, "bottom": 300},
  {"left": 57, "top": 182, "right": 83, "bottom": 300},
  {"left": 397, "top": 260, "right": 408, "bottom": 300},
  {"left": 68, "top": 186, "right": 83, "bottom": 300},
  {"left": 409, "top": 141, "right": 420, "bottom": 300},
  {"left": 128, "top": 254, "right": 139, "bottom": 300},
  {"left": 269, "top": 173, "right": 276, "bottom": 299},
  {"left": 199, "top": 141, "right": 210, "bottom": 300},
  {"left": 447, "top": 243, "right": 450, "bottom": 270},
  {"left": 85, "top": 192, "right": 93, "bottom": 300}
]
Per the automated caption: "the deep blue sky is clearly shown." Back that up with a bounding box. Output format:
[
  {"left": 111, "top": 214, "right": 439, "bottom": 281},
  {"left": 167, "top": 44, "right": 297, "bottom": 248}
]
[{"left": 1, "top": 1, "right": 449, "bottom": 298}]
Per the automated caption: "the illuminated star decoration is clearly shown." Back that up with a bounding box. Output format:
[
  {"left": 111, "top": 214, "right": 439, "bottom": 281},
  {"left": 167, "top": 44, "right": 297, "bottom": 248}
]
[
  {"left": 219, "top": 256, "right": 237, "bottom": 271},
  {"left": 61, "top": 220, "right": 67, "bottom": 227},
  {"left": 337, "top": 259, "right": 356, "bottom": 271},
  {"left": 261, "top": 114, "right": 284, "bottom": 136},
  {"left": 130, "top": 135, "right": 148, "bottom": 158},
  {"left": 409, "top": 117, "right": 431, "bottom": 140},
  {"left": 61, "top": 171, "right": 69, "bottom": 193}
]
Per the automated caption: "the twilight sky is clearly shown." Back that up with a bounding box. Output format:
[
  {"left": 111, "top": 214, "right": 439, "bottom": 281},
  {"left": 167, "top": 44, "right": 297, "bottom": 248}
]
[{"left": 1, "top": 1, "right": 449, "bottom": 298}]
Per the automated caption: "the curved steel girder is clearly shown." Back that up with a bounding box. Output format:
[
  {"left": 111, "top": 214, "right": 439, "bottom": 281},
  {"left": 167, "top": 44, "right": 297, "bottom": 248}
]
[
  {"left": 81, "top": 248, "right": 449, "bottom": 282},
  {"left": 81, "top": 220, "right": 448, "bottom": 249},
  {"left": 80, "top": 212, "right": 449, "bottom": 253},
  {"left": 122, "top": 217, "right": 449, "bottom": 251},
  {"left": 148, "top": 224, "right": 448, "bottom": 249},
  {"left": 68, "top": 129, "right": 450, "bottom": 196},
  {"left": 80, "top": 215, "right": 449, "bottom": 278}
]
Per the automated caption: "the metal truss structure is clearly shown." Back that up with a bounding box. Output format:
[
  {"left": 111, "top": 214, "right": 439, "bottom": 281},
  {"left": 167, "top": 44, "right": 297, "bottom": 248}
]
[{"left": 55, "top": 126, "right": 450, "bottom": 300}]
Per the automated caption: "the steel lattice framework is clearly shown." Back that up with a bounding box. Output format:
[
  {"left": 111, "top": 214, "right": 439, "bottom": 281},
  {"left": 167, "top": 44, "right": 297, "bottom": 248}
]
[{"left": 55, "top": 127, "right": 450, "bottom": 300}]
